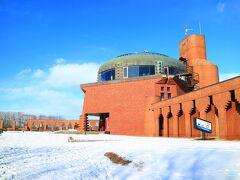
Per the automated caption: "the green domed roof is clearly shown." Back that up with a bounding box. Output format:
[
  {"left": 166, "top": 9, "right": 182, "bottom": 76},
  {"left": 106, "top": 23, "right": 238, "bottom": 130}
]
[{"left": 99, "top": 52, "right": 185, "bottom": 73}]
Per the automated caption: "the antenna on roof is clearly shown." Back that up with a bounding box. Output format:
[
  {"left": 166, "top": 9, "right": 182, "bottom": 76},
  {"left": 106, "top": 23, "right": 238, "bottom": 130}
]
[
  {"left": 185, "top": 24, "right": 193, "bottom": 35},
  {"left": 199, "top": 22, "right": 202, "bottom": 34}
]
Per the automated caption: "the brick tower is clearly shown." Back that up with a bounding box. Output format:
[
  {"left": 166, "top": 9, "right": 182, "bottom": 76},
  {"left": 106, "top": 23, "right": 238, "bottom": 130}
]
[{"left": 179, "top": 34, "right": 219, "bottom": 88}]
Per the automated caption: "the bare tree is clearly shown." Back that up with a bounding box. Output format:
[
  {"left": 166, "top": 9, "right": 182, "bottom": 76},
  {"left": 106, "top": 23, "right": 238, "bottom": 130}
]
[{"left": 0, "top": 111, "right": 66, "bottom": 129}]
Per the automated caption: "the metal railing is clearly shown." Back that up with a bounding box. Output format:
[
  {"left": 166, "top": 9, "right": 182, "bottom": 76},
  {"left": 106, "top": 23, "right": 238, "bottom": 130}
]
[{"left": 176, "top": 65, "right": 199, "bottom": 90}]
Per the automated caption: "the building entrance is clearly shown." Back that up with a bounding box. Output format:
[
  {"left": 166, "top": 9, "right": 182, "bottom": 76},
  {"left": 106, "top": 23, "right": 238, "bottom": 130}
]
[
  {"left": 99, "top": 113, "right": 109, "bottom": 132},
  {"left": 86, "top": 113, "right": 110, "bottom": 132}
]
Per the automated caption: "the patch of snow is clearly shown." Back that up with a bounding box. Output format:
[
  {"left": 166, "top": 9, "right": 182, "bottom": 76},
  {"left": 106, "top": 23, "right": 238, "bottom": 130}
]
[{"left": 0, "top": 132, "right": 240, "bottom": 179}]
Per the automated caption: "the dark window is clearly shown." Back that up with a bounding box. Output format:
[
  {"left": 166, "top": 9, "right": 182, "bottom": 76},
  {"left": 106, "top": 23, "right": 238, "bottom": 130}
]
[
  {"left": 139, "top": 66, "right": 155, "bottom": 76},
  {"left": 161, "top": 93, "right": 164, "bottom": 100},
  {"left": 101, "top": 68, "right": 115, "bottom": 81},
  {"left": 127, "top": 65, "right": 155, "bottom": 78},
  {"left": 167, "top": 87, "right": 170, "bottom": 91},
  {"left": 164, "top": 67, "right": 169, "bottom": 75},
  {"left": 168, "top": 93, "right": 172, "bottom": 99},
  {"left": 161, "top": 87, "right": 164, "bottom": 91},
  {"left": 168, "top": 67, "right": 183, "bottom": 75},
  {"left": 123, "top": 67, "right": 128, "bottom": 78},
  {"left": 128, "top": 66, "right": 139, "bottom": 77}
]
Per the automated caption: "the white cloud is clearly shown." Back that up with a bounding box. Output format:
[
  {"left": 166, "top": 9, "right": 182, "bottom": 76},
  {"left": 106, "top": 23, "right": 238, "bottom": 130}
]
[
  {"left": 44, "top": 63, "right": 100, "bottom": 87},
  {"left": 55, "top": 58, "right": 66, "bottom": 64},
  {"left": 16, "top": 67, "right": 32, "bottom": 79},
  {"left": 219, "top": 72, "right": 240, "bottom": 81},
  {"left": 32, "top": 69, "right": 45, "bottom": 79},
  {"left": 2, "top": 60, "right": 101, "bottom": 119},
  {"left": 217, "top": 1, "right": 226, "bottom": 13}
]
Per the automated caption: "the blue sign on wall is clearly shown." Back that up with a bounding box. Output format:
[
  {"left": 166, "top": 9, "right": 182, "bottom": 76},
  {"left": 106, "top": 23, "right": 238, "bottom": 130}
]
[{"left": 194, "top": 118, "right": 212, "bottom": 133}]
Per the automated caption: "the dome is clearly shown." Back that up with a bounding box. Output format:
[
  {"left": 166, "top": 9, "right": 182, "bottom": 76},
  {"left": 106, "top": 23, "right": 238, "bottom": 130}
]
[{"left": 98, "top": 52, "right": 186, "bottom": 82}]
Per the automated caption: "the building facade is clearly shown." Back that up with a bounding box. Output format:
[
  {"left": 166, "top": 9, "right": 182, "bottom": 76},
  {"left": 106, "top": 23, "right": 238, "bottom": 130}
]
[{"left": 80, "top": 34, "right": 240, "bottom": 140}]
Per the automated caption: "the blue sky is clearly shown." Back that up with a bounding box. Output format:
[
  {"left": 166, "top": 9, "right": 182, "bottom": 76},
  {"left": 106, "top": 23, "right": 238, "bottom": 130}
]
[{"left": 0, "top": 0, "right": 239, "bottom": 119}]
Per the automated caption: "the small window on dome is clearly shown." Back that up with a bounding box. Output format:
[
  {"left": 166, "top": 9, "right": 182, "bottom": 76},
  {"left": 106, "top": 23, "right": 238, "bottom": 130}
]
[{"left": 123, "top": 67, "right": 128, "bottom": 78}]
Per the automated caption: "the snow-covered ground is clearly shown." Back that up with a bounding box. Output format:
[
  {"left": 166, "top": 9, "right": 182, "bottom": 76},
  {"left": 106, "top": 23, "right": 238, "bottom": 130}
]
[{"left": 0, "top": 132, "right": 240, "bottom": 180}]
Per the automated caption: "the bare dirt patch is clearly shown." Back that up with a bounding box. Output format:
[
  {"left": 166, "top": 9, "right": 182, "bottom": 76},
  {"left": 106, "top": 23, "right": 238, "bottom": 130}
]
[{"left": 104, "top": 152, "right": 132, "bottom": 166}]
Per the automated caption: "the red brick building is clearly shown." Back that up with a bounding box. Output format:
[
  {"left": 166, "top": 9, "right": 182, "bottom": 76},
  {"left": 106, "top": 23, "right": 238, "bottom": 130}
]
[{"left": 80, "top": 34, "right": 240, "bottom": 140}]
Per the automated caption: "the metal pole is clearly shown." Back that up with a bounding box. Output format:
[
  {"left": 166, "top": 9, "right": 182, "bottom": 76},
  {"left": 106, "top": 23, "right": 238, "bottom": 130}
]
[{"left": 202, "top": 131, "right": 206, "bottom": 140}]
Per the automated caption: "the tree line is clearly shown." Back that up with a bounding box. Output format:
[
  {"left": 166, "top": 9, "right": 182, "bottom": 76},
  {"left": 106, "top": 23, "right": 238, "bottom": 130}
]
[{"left": 0, "top": 112, "right": 65, "bottom": 128}]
